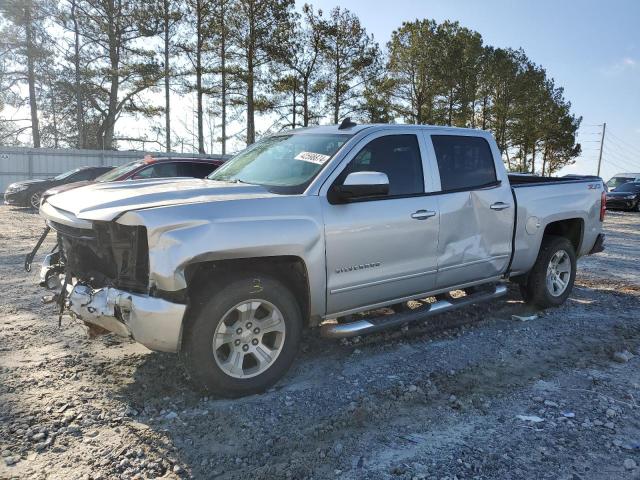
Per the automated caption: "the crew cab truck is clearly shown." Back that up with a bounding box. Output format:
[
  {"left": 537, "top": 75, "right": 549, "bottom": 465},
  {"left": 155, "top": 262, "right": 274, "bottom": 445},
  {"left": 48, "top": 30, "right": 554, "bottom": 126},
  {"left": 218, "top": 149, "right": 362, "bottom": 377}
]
[{"left": 36, "top": 122, "right": 606, "bottom": 397}]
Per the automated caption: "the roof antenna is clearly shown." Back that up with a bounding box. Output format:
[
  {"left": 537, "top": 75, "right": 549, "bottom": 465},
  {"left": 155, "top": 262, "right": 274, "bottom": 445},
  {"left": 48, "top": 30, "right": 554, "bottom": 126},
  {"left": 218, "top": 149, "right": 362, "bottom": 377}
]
[{"left": 338, "top": 117, "right": 357, "bottom": 130}]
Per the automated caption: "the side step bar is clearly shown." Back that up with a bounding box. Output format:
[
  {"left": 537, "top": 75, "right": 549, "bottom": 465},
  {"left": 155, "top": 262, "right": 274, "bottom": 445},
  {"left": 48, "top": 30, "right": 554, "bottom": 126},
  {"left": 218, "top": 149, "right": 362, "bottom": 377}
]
[{"left": 321, "top": 283, "right": 508, "bottom": 339}]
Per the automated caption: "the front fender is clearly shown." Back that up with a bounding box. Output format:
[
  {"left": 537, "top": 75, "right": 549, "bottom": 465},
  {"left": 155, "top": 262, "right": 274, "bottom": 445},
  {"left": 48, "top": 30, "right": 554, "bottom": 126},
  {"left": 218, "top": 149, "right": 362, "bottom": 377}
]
[{"left": 117, "top": 197, "right": 327, "bottom": 317}]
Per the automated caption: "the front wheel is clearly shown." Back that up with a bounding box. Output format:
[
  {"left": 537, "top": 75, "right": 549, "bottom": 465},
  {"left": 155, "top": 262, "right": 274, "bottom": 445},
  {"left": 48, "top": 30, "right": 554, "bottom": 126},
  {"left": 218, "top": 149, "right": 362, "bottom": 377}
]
[
  {"left": 521, "top": 236, "right": 576, "bottom": 309},
  {"left": 30, "top": 191, "right": 42, "bottom": 209},
  {"left": 182, "top": 273, "right": 302, "bottom": 397}
]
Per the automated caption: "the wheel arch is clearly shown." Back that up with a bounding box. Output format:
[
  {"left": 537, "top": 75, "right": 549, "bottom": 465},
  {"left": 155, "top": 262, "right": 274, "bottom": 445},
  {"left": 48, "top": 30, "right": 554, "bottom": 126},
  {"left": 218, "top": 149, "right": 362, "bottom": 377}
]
[
  {"left": 542, "top": 217, "right": 584, "bottom": 253},
  {"left": 181, "top": 256, "right": 312, "bottom": 348}
]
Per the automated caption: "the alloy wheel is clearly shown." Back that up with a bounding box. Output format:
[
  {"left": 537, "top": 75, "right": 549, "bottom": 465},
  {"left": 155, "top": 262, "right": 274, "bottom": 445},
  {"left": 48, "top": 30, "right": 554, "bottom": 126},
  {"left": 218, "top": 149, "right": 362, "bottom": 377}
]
[
  {"left": 212, "top": 299, "right": 286, "bottom": 379},
  {"left": 30, "top": 192, "right": 41, "bottom": 209},
  {"left": 546, "top": 250, "right": 571, "bottom": 297}
]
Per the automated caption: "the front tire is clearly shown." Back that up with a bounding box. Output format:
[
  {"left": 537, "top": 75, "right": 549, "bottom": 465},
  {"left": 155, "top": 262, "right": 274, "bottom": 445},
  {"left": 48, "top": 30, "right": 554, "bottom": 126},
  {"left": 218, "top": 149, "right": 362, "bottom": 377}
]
[
  {"left": 521, "top": 236, "right": 576, "bottom": 309},
  {"left": 182, "top": 273, "right": 302, "bottom": 397}
]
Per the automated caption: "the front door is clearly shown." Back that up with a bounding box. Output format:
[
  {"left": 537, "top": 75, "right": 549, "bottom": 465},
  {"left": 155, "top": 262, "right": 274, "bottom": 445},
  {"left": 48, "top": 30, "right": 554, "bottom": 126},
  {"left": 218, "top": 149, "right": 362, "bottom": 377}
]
[{"left": 322, "top": 132, "right": 440, "bottom": 316}]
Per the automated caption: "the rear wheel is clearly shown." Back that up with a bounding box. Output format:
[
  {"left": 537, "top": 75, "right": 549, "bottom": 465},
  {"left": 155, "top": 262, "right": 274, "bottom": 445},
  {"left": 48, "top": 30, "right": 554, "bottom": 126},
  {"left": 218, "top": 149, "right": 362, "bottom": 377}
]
[
  {"left": 521, "top": 235, "right": 576, "bottom": 309},
  {"left": 182, "top": 273, "right": 302, "bottom": 397}
]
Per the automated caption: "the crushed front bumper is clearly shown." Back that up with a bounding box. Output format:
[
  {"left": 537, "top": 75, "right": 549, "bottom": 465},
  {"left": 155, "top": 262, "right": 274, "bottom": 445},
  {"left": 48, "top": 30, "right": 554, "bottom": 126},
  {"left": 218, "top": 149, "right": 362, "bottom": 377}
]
[{"left": 67, "top": 284, "right": 186, "bottom": 352}]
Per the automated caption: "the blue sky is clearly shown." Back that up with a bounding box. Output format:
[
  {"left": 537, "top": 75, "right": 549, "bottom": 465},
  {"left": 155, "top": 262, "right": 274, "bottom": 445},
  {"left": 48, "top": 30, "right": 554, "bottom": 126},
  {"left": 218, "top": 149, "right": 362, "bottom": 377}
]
[{"left": 309, "top": 0, "right": 640, "bottom": 180}]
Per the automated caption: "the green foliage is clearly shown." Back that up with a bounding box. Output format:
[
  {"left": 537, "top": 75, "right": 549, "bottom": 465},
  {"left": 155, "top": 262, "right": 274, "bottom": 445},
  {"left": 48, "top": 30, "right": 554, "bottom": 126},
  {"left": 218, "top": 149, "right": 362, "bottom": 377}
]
[
  {"left": 387, "top": 20, "right": 581, "bottom": 175},
  {"left": 0, "top": 3, "right": 581, "bottom": 168},
  {"left": 320, "top": 6, "right": 380, "bottom": 124}
]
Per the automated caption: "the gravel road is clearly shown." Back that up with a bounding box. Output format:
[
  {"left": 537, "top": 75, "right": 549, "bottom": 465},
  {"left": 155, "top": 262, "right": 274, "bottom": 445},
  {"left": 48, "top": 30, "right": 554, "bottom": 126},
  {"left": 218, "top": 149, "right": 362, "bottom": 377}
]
[{"left": 1, "top": 206, "right": 640, "bottom": 480}]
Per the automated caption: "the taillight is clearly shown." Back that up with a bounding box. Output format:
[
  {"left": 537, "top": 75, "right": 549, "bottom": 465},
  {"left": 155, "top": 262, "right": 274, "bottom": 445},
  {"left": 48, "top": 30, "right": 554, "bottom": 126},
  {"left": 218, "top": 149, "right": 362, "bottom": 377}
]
[{"left": 600, "top": 191, "right": 606, "bottom": 221}]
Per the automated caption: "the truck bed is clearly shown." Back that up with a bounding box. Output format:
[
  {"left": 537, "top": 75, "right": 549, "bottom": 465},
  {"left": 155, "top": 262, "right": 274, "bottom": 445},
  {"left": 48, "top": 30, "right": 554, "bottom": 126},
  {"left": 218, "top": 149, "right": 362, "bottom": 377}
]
[{"left": 508, "top": 174, "right": 604, "bottom": 277}]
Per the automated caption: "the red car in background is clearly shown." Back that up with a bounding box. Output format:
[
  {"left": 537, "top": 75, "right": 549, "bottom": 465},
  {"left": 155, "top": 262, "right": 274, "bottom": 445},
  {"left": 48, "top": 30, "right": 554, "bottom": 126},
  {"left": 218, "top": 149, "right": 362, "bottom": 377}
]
[{"left": 41, "top": 155, "right": 227, "bottom": 204}]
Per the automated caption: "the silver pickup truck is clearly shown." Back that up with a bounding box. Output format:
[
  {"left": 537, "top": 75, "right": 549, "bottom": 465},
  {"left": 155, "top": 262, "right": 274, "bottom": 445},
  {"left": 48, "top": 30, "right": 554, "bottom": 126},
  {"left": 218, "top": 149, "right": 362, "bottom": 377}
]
[{"left": 36, "top": 122, "right": 606, "bottom": 397}]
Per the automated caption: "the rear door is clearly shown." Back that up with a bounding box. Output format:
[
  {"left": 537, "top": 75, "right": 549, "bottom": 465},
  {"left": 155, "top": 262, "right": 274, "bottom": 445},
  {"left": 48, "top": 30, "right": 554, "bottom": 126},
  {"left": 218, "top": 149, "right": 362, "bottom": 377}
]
[
  {"left": 426, "top": 133, "right": 515, "bottom": 288},
  {"left": 322, "top": 131, "right": 440, "bottom": 315}
]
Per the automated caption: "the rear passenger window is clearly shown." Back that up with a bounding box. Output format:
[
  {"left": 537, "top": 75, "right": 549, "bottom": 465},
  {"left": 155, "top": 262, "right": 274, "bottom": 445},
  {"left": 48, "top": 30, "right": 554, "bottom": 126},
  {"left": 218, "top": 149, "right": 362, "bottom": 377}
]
[
  {"left": 178, "top": 162, "right": 217, "bottom": 178},
  {"left": 431, "top": 135, "right": 497, "bottom": 191},
  {"left": 340, "top": 134, "right": 424, "bottom": 197}
]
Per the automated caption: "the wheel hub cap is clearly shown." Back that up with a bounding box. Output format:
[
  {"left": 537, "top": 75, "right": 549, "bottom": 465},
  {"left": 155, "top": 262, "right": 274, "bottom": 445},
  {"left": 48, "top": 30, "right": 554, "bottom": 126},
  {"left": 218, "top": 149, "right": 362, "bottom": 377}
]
[
  {"left": 212, "top": 299, "right": 286, "bottom": 379},
  {"left": 546, "top": 250, "right": 571, "bottom": 297}
]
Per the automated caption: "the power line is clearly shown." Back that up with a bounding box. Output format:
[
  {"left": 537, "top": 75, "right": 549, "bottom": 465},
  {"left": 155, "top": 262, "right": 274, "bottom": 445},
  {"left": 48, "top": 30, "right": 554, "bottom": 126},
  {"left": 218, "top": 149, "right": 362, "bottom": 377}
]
[
  {"left": 602, "top": 153, "right": 640, "bottom": 172},
  {"left": 603, "top": 145, "right": 639, "bottom": 165},
  {"left": 604, "top": 148, "right": 640, "bottom": 168},
  {"left": 604, "top": 144, "right": 638, "bottom": 163},
  {"left": 604, "top": 157, "right": 640, "bottom": 173},
  {"left": 608, "top": 130, "right": 640, "bottom": 153},
  {"left": 605, "top": 136, "right": 639, "bottom": 158}
]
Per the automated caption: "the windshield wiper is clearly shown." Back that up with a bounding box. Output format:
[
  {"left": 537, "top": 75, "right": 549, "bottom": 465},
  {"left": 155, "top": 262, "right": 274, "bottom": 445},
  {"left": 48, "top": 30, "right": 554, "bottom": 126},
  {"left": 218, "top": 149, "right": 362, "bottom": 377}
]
[{"left": 229, "top": 178, "right": 253, "bottom": 185}]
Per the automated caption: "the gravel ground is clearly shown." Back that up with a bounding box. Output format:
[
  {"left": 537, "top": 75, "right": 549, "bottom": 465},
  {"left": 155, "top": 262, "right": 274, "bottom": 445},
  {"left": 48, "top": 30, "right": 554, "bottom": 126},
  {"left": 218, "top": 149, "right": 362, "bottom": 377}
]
[{"left": 1, "top": 205, "right": 640, "bottom": 480}]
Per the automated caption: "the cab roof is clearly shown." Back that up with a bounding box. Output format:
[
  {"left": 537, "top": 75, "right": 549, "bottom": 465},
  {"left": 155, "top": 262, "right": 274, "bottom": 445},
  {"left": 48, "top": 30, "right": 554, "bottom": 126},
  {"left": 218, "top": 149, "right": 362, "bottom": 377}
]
[{"left": 286, "top": 123, "right": 488, "bottom": 136}]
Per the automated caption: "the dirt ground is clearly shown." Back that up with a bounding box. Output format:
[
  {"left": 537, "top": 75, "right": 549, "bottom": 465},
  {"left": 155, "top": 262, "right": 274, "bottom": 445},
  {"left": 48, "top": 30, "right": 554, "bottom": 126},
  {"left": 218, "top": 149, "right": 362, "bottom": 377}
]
[{"left": 1, "top": 206, "right": 640, "bottom": 480}]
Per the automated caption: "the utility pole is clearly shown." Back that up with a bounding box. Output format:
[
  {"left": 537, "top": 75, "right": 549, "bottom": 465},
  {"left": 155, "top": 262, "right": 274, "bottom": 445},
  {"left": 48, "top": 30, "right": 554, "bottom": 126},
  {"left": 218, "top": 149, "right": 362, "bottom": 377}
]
[{"left": 597, "top": 122, "right": 606, "bottom": 176}]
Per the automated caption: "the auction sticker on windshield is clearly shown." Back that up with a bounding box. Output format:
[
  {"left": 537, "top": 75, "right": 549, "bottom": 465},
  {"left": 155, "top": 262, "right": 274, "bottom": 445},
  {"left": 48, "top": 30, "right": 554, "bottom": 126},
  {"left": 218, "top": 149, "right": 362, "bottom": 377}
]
[{"left": 294, "top": 151, "right": 331, "bottom": 165}]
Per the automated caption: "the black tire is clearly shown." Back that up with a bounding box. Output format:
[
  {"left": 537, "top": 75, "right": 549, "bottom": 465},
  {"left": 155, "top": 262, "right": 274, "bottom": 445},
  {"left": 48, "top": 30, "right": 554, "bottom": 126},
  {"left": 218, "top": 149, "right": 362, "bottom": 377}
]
[
  {"left": 182, "top": 273, "right": 302, "bottom": 398},
  {"left": 521, "top": 235, "right": 576, "bottom": 309}
]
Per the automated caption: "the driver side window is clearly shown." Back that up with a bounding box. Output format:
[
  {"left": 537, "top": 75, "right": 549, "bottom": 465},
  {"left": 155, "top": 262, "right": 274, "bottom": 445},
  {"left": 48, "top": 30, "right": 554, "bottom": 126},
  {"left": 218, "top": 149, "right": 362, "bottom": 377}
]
[{"left": 337, "top": 134, "right": 424, "bottom": 197}]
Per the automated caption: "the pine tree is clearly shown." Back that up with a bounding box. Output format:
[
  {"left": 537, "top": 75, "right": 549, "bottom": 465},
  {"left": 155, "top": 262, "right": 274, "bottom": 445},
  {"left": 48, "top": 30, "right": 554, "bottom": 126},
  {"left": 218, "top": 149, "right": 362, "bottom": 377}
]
[
  {"left": 228, "top": 0, "right": 295, "bottom": 145},
  {"left": 320, "top": 6, "right": 379, "bottom": 124}
]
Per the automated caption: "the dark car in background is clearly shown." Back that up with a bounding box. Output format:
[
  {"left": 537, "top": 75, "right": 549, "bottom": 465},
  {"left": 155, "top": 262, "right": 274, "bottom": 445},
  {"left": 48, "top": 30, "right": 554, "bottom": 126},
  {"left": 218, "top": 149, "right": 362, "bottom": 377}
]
[
  {"left": 40, "top": 156, "right": 227, "bottom": 205},
  {"left": 606, "top": 182, "right": 640, "bottom": 212},
  {"left": 4, "top": 166, "right": 114, "bottom": 209}
]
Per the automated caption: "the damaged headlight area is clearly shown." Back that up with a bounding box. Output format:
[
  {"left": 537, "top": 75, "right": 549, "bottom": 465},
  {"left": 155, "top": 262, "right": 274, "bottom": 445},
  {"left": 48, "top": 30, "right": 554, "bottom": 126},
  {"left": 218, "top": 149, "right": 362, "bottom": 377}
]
[{"left": 50, "top": 220, "right": 150, "bottom": 293}]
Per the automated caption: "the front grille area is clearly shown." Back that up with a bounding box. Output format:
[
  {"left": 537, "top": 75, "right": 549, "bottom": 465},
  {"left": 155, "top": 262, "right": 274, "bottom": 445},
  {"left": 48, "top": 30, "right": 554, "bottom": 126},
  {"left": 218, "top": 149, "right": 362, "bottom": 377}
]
[
  {"left": 49, "top": 221, "right": 96, "bottom": 240},
  {"left": 52, "top": 221, "right": 149, "bottom": 293}
]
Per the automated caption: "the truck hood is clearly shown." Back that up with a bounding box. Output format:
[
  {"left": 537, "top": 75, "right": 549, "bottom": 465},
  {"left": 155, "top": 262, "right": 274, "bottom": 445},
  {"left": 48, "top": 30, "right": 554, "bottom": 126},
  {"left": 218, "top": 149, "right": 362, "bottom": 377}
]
[{"left": 43, "top": 177, "right": 279, "bottom": 222}]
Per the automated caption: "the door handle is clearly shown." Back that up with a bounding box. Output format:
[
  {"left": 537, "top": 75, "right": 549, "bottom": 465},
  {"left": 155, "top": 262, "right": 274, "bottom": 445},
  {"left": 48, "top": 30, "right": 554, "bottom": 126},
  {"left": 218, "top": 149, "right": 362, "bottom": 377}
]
[
  {"left": 490, "top": 202, "right": 511, "bottom": 211},
  {"left": 411, "top": 210, "right": 437, "bottom": 220}
]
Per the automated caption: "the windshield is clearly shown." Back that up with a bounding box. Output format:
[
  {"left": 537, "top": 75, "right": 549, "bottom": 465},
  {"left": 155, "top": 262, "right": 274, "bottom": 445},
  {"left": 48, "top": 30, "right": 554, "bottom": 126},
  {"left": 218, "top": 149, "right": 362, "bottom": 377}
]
[
  {"left": 208, "top": 134, "right": 351, "bottom": 191},
  {"left": 612, "top": 183, "right": 640, "bottom": 193},
  {"left": 96, "top": 160, "right": 144, "bottom": 182},
  {"left": 53, "top": 168, "right": 81, "bottom": 181},
  {"left": 607, "top": 177, "right": 635, "bottom": 189}
]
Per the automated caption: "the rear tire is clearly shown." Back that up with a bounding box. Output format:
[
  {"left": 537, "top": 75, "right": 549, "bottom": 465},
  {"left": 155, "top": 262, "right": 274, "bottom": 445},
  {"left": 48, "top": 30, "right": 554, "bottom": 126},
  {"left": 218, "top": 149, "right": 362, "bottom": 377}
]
[
  {"left": 182, "top": 273, "right": 302, "bottom": 398},
  {"left": 521, "top": 235, "right": 576, "bottom": 309}
]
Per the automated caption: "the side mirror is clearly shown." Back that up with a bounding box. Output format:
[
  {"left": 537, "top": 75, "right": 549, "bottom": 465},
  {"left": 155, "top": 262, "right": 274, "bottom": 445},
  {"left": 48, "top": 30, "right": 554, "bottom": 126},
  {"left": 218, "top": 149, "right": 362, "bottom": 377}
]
[{"left": 330, "top": 171, "right": 389, "bottom": 203}]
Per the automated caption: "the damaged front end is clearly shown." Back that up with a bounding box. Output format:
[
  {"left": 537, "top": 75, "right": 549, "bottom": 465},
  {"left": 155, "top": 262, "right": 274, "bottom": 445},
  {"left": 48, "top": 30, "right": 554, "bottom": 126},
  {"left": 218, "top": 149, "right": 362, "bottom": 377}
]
[
  {"left": 50, "top": 220, "right": 150, "bottom": 293},
  {"left": 37, "top": 212, "right": 185, "bottom": 352}
]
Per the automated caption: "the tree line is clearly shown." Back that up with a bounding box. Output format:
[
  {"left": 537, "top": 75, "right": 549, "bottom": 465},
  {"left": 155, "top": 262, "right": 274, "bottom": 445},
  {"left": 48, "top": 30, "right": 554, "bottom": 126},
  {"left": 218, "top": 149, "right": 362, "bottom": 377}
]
[{"left": 0, "top": 0, "right": 581, "bottom": 175}]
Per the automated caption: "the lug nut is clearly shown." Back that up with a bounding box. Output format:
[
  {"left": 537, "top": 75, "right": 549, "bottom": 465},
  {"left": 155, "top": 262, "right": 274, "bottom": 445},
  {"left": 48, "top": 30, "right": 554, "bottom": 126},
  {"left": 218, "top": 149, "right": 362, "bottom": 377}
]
[
  {"left": 242, "top": 344, "right": 249, "bottom": 352},
  {"left": 246, "top": 322, "right": 253, "bottom": 328},
  {"left": 236, "top": 328, "right": 243, "bottom": 334},
  {"left": 252, "top": 338, "right": 258, "bottom": 345},
  {"left": 253, "top": 328, "right": 260, "bottom": 334},
  {"left": 234, "top": 339, "right": 241, "bottom": 346}
]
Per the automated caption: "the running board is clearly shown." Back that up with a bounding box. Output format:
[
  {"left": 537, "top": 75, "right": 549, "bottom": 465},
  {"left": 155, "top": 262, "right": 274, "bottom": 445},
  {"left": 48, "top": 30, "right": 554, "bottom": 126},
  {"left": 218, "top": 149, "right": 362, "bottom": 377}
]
[{"left": 320, "top": 284, "right": 508, "bottom": 339}]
